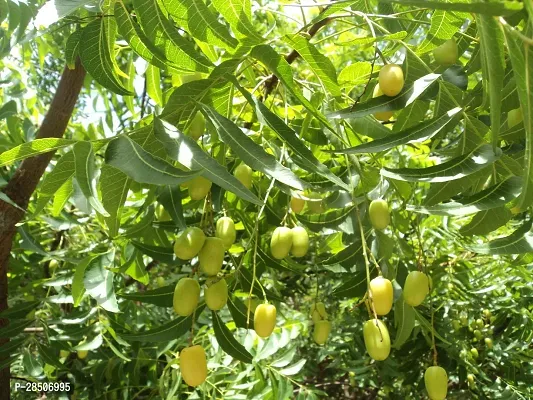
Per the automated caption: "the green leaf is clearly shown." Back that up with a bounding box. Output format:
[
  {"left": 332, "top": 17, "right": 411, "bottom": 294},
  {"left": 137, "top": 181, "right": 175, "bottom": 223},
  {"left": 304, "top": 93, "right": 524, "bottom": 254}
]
[
  {"left": 414, "top": 310, "right": 451, "bottom": 345},
  {"left": 146, "top": 65, "right": 163, "bottom": 106},
  {"left": 381, "top": 145, "right": 502, "bottom": 183},
  {"left": 212, "top": 311, "right": 253, "bottom": 363},
  {"left": 199, "top": 105, "right": 307, "bottom": 191},
  {"left": 0, "top": 337, "right": 25, "bottom": 356},
  {"left": 72, "top": 254, "right": 104, "bottom": 307},
  {"left": 408, "top": 177, "right": 522, "bottom": 216},
  {"left": 0, "top": 319, "right": 33, "bottom": 338},
  {"left": 227, "top": 296, "right": 254, "bottom": 329},
  {"left": 34, "top": 0, "right": 88, "bottom": 30},
  {"left": 467, "top": 220, "right": 533, "bottom": 255},
  {"left": 118, "top": 285, "right": 174, "bottom": 307},
  {"left": 0, "top": 100, "right": 17, "bottom": 119},
  {"left": 73, "top": 334, "right": 103, "bottom": 351},
  {"left": 0, "top": 301, "right": 40, "bottom": 319},
  {"left": 279, "top": 359, "right": 306, "bottom": 376},
  {"left": 104, "top": 135, "right": 201, "bottom": 185},
  {"left": 392, "top": 297, "right": 415, "bottom": 349},
  {"left": 332, "top": 272, "right": 367, "bottom": 299},
  {"left": 52, "top": 178, "right": 74, "bottom": 217},
  {"left": 0, "top": 193, "right": 23, "bottom": 211},
  {"left": 119, "top": 306, "right": 205, "bottom": 342},
  {"left": 162, "top": 0, "right": 239, "bottom": 51},
  {"left": 334, "top": 107, "right": 461, "bottom": 154},
  {"left": 211, "top": 0, "right": 263, "bottom": 44},
  {"left": 380, "top": 0, "right": 522, "bottom": 16},
  {"left": 329, "top": 73, "right": 441, "bottom": 119},
  {"left": 80, "top": 18, "right": 132, "bottom": 96},
  {"left": 338, "top": 62, "right": 373, "bottom": 88},
  {"left": 35, "top": 151, "right": 75, "bottom": 211},
  {"left": 131, "top": 241, "right": 179, "bottom": 264},
  {"left": 283, "top": 34, "right": 340, "bottom": 97},
  {"left": 72, "top": 141, "right": 109, "bottom": 217},
  {"left": 157, "top": 186, "right": 186, "bottom": 229},
  {"left": 338, "top": 31, "right": 407, "bottom": 46},
  {"left": 417, "top": 10, "right": 465, "bottom": 54},
  {"left": 478, "top": 14, "right": 505, "bottom": 148},
  {"left": 460, "top": 206, "right": 513, "bottom": 236},
  {"left": 0, "top": 138, "right": 76, "bottom": 167},
  {"left": 100, "top": 165, "right": 131, "bottom": 237},
  {"left": 153, "top": 119, "right": 262, "bottom": 205},
  {"left": 424, "top": 168, "right": 492, "bottom": 206},
  {"left": 84, "top": 254, "right": 120, "bottom": 313}
]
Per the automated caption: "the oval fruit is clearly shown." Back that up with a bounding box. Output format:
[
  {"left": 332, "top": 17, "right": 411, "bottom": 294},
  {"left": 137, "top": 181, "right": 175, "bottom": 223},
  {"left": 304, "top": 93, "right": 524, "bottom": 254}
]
[
  {"left": 474, "top": 329, "right": 483, "bottom": 340},
  {"left": 270, "top": 226, "right": 293, "bottom": 260},
  {"left": 484, "top": 337, "right": 493, "bottom": 349},
  {"left": 311, "top": 302, "right": 328, "bottom": 323},
  {"left": 508, "top": 108, "right": 523, "bottom": 128},
  {"left": 198, "top": 237, "right": 225, "bottom": 276},
  {"left": 49, "top": 259, "right": 59, "bottom": 270},
  {"left": 369, "top": 199, "right": 390, "bottom": 231},
  {"left": 77, "top": 350, "right": 88, "bottom": 360},
  {"left": 470, "top": 348, "right": 479, "bottom": 359},
  {"left": 234, "top": 164, "right": 253, "bottom": 189},
  {"left": 433, "top": 38, "right": 458, "bottom": 66},
  {"left": 372, "top": 85, "right": 394, "bottom": 121},
  {"left": 403, "top": 271, "right": 430, "bottom": 307},
  {"left": 180, "top": 345, "right": 207, "bottom": 387},
  {"left": 290, "top": 196, "right": 305, "bottom": 214},
  {"left": 174, "top": 227, "right": 206, "bottom": 260},
  {"left": 205, "top": 278, "right": 228, "bottom": 311},
  {"left": 188, "top": 176, "right": 212, "bottom": 200},
  {"left": 173, "top": 278, "right": 200, "bottom": 316},
  {"left": 378, "top": 64, "right": 404, "bottom": 97},
  {"left": 291, "top": 226, "right": 309, "bottom": 258},
  {"left": 369, "top": 276, "right": 393, "bottom": 316},
  {"left": 156, "top": 277, "right": 166, "bottom": 287},
  {"left": 186, "top": 111, "right": 205, "bottom": 140},
  {"left": 363, "top": 319, "right": 391, "bottom": 361},
  {"left": 313, "top": 320, "right": 332, "bottom": 345},
  {"left": 215, "top": 217, "right": 236, "bottom": 250},
  {"left": 254, "top": 303, "right": 277, "bottom": 338},
  {"left": 424, "top": 366, "right": 448, "bottom": 400}
]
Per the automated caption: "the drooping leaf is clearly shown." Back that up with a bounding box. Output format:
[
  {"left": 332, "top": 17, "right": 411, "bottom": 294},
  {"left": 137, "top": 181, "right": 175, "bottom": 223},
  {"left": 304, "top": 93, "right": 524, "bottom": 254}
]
[
  {"left": 212, "top": 311, "right": 253, "bottom": 363},
  {"left": 35, "top": 151, "right": 75, "bottom": 212},
  {"left": 157, "top": 185, "right": 186, "bottom": 229},
  {"left": 131, "top": 241, "right": 180, "bottom": 265},
  {"left": 417, "top": 10, "right": 465, "bottom": 54},
  {"left": 0, "top": 319, "right": 33, "bottom": 338},
  {"left": 332, "top": 271, "right": 367, "bottom": 299},
  {"left": 84, "top": 254, "right": 120, "bottom": 313},
  {"left": 460, "top": 207, "right": 513, "bottom": 236},
  {"left": 468, "top": 220, "right": 533, "bottom": 254},
  {"left": 100, "top": 165, "right": 131, "bottom": 237},
  {"left": 0, "top": 138, "right": 76, "bottom": 167},
  {"left": 227, "top": 296, "right": 254, "bottom": 329},
  {"left": 0, "top": 100, "right": 17, "bottom": 120},
  {"left": 392, "top": 297, "right": 415, "bottom": 349},
  {"left": 211, "top": 0, "right": 263, "bottom": 44},
  {"left": 380, "top": 0, "right": 523, "bottom": 16},
  {"left": 118, "top": 285, "right": 174, "bottom": 307}
]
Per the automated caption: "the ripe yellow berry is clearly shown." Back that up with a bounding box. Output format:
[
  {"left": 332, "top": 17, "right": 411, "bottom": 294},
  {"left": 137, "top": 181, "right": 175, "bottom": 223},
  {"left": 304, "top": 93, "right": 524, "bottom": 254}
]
[
  {"left": 290, "top": 196, "right": 305, "bottom": 214},
  {"left": 311, "top": 302, "right": 328, "bottom": 323},
  {"left": 186, "top": 112, "right": 205, "bottom": 140},
  {"left": 372, "top": 85, "right": 394, "bottom": 121},
  {"left": 363, "top": 319, "right": 391, "bottom": 361},
  {"left": 215, "top": 217, "right": 236, "bottom": 250},
  {"left": 313, "top": 320, "right": 332, "bottom": 345},
  {"left": 290, "top": 226, "right": 309, "bottom": 258},
  {"left": 433, "top": 39, "right": 459, "bottom": 66},
  {"left": 508, "top": 108, "right": 523, "bottom": 128},
  {"left": 198, "top": 237, "right": 225, "bottom": 276},
  {"left": 379, "top": 64, "right": 404, "bottom": 97},
  {"left": 369, "top": 199, "right": 390, "bottom": 231},
  {"left": 180, "top": 345, "right": 207, "bottom": 387},
  {"left": 270, "top": 227, "right": 293, "bottom": 260},
  {"left": 234, "top": 164, "right": 253, "bottom": 189},
  {"left": 403, "top": 271, "right": 430, "bottom": 307},
  {"left": 188, "top": 176, "right": 212, "bottom": 200},
  {"left": 205, "top": 277, "right": 228, "bottom": 311},
  {"left": 77, "top": 350, "right": 88, "bottom": 360},
  {"left": 254, "top": 303, "right": 276, "bottom": 338},
  {"left": 174, "top": 227, "right": 206, "bottom": 260},
  {"left": 369, "top": 276, "right": 393, "bottom": 316},
  {"left": 424, "top": 366, "right": 448, "bottom": 400},
  {"left": 173, "top": 278, "right": 200, "bottom": 316}
]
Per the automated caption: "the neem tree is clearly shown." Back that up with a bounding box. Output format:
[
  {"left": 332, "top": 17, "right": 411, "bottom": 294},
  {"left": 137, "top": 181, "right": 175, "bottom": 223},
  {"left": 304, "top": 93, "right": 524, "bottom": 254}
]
[{"left": 0, "top": 0, "right": 532, "bottom": 399}]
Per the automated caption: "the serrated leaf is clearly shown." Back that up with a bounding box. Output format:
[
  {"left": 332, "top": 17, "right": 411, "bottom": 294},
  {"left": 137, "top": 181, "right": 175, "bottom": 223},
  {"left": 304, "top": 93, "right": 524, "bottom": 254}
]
[
  {"left": 212, "top": 311, "right": 253, "bottom": 363},
  {"left": 424, "top": 168, "right": 491, "bottom": 206},
  {"left": 105, "top": 135, "right": 201, "bottom": 185},
  {"left": 118, "top": 285, "right": 174, "bottom": 307},
  {"left": 468, "top": 220, "right": 533, "bottom": 254},
  {"left": 414, "top": 310, "right": 450, "bottom": 345},
  {"left": 80, "top": 18, "right": 132, "bottom": 95},
  {"left": 153, "top": 119, "right": 262, "bottom": 205},
  {"left": 227, "top": 296, "right": 254, "bottom": 329},
  {"left": 339, "top": 31, "right": 407, "bottom": 46},
  {"left": 100, "top": 165, "right": 130, "bottom": 237},
  {"left": 460, "top": 206, "right": 513, "bottom": 236},
  {"left": 338, "top": 62, "right": 373, "bottom": 88},
  {"left": 73, "top": 334, "right": 103, "bottom": 351},
  {"left": 146, "top": 64, "right": 163, "bottom": 106},
  {"left": 199, "top": 105, "right": 308, "bottom": 191},
  {"left": 380, "top": 0, "right": 522, "bottom": 16},
  {"left": 417, "top": 11, "right": 464, "bottom": 54},
  {"left": 211, "top": 0, "right": 263, "bottom": 44},
  {"left": 392, "top": 296, "right": 415, "bottom": 349},
  {"left": 0, "top": 138, "right": 76, "bottom": 167},
  {"left": 382, "top": 144, "right": 501, "bottom": 183}
]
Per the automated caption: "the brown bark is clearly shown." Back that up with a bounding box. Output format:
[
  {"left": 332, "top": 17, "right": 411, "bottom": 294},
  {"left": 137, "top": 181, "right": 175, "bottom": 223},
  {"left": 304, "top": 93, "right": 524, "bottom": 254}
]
[{"left": 0, "top": 59, "right": 86, "bottom": 400}]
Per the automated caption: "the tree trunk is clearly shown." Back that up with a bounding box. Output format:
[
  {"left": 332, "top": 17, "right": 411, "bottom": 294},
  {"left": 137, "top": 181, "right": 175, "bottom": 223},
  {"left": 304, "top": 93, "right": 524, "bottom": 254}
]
[{"left": 0, "top": 59, "right": 86, "bottom": 400}]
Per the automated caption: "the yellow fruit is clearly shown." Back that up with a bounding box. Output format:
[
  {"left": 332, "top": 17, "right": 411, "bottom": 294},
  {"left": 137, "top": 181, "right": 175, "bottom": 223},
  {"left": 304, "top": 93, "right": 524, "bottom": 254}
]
[
  {"left": 403, "top": 271, "right": 430, "bottom": 307},
  {"left": 215, "top": 217, "right": 236, "bottom": 250},
  {"left": 484, "top": 337, "right": 493, "bottom": 349},
  {"left": 205, "top": 278, "right": 228, "bottom": 311},
  {"left": 311, "top": 302, "right": 328, "bottom": 323},
  {"left": 180, "top": 345, "right": 207, "bottom": 387},
  {"left": 188, "top": 176, "right": 212, "bottom": 200},
  {"left": 379, "top": 64, "right": 404, "bottom": 97},
  {"left": 424, "top": 366, "right": 448, "bottom": 400},
  {"left": 363, "top": 319, "right": 391, "bottom": 361},
  {"left": 254, "top": 303, "right": 276, "bottom": 338},
  {"left": 174, "top": 227, "right": 206, "bottom": 260},
  {"left": 186, "top": 111, "right": 205, "bottom": 140},
  {"left": 60, "top": 350, "right": 70, "bottom": 358},
  {"left": 234, "top": 164, "right": 253, "bottom": 189},
  {"left": 49, "top": 259, "right": 59, "bottom": 270},
  {"left": 369, "top": 276, "right": 393, "bottom": 316},
  {"left": 306, "top": 193, "right": 325, "bottom": 213},
  {"left": 198, "top": 237, "right": 225, "bottom": 276},
  {"left": 372, "top": 85, "right": 394, "bottom": 121},
  {"left": 173, "top": 278, "right": 200, "bottom": 316},
  {"left": 77, "top": 350, "right": 88, "bottom": 360},
  {"left": 470, "top": 348, "right": 479, "bottom": 358},
  {"left": 290, "top": 196, "right": 305, "bottom": 213},
  {"left": 290, "top": 226, "right": 309, "bottom": 258},
  {"left": 369, "top": 199, "right": 390, "bottom": 230},
  {"left": 433, "top": 38, "right": 458, "bottom": 66},
  {"left": 156, "top": 277, "right": 166, "bottom": 287},
  {"left": 270, "top": 227, "right": 293, "bottom": 259},
  {"left": 508, "top": 108, "right": 523, "bottom": 128},
  {"left": 313, "top": 320, "right": 332, "bottom": 345}
]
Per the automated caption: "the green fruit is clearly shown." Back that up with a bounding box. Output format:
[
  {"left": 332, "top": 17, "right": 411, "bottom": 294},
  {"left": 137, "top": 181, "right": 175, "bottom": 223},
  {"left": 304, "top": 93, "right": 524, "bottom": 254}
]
[
  {"left": 313, "top": 320, "right": 332, "bottom": 345},
  {"left": 290, "top": 196, "right": 305, "bottom": 214},
  {"left": 156, "top": 277, "right": 166, "bottom": 287},
  {"left": 198, "top": 237, "right": 225, "bottom": 276},
  {"left": 205, "top": 278, "right": 228, "bottom": 311},
  {"left": 174, "top": 227, "right": 206, "bottom": 260},
  {"left": 306, "top": 193, "right": 325, "bottom": 213},
  {"left": 424, "top": 366, "right": 448, "bottom": 400},
  {"left": 467, "top": 374, "right": 475, "bottom": 384},
  {"left": 188, "top": 176, "right": 212, "bottom": 200},
  {"left": 363, "top": 319, "right": 391, "bottom": 361},
  {"left": 180, "top": 345, "right": 207, "bottom": 387},
  {"left": 290, "top": 226, "right": 309, "bottom": 258},
  {"left": 60, "top": 350, "right": 70, "bottom": 358},
  {"left": 311, "top": 302, "right": 328, "bottom": 323},
  {"left": 460, "top": 312, "right": 468, "bottom": 326},
  {"left": 508, "top": 108, "right": 523, "bottom": 128},
  {"left": 474, "top": 329, "right": 483, "bottom": 340},
  {"left": 379, "top": 64, "right": 404, "bottom": 97},
  {"left": 186, "top": 111, "right": 205, "bottom": 140},
  {"left": 372, "top": 85, "right": 394, "bottom": 121},
  {"left": 369, "top": 276, "right": 393, "bottom": 315},
  {"left": 403, "top": 271, "right": 430, "bottom": 307},
  {"left": 452, "top": 320, "right": 461, "bottom": 331},
  {"left": 234, "top": 164, "right": 253, "bottom": 189},
  {"left": 173, "top": 278, "right": 200, "bottom": 316},
  {"left": 483, "top": 309, "right": 491, "bottom": 319},
  {"left": 484, "top": 337, "right": 493, "bottom": 349},
  {"left": 270, "top": 226, "right": 293, "bottom": 260},
  {"left": 369, "top": 199, "right": 390, "bottom": 230},
  {"left": 77, "top": 350, "right": 88, "bottom": 360},
  {"left": 475, "top": 319, "right": 484, "bottom": 329},
  {"left": 49, "top": 259, "right": 59, "bottom": 270},
  {"left": 254, "top": 303, "right": 276, "bottom": 338},
  {"left": 470, "top": 348, "right": 479, "bottom": 359},
  {"left": 215, "top": 217, "right": 236, "bottom": 250},
  {"left": 433, "top": 38, "right": 459, "bottom": 66}
]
